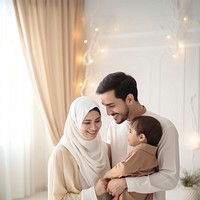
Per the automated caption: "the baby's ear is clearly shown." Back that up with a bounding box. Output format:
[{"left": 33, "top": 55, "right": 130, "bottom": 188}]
[{"left": 138, "top": 133, "right": 146, "bottom": 142}]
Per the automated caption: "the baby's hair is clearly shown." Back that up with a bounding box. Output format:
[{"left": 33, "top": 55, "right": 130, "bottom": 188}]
[{"left": 131, "top": 116, "right": 162, "bottom": 146}]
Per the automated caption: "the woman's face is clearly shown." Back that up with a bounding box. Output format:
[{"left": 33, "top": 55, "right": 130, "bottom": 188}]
[{"left": 80, "top": 110, "right": 102, "bottom": 140}]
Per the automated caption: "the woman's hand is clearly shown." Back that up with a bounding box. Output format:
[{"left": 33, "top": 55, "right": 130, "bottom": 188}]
[
  {"left": 107, "top": 178, "right": 127, "bottom": 197},
  {"left": 95, "top": 178, "right": 109, "bottom": 196}
]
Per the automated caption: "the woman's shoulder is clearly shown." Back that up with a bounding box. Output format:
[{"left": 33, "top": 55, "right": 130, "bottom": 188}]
[
  {"left": 50, "top": 144, "right": 76, "bottom": 163},
  {"left": 49, "top": 144, "right": 79, "bottom": 174},
  {"left": 52, "top": 144, "right": 70, "bottom": 155}
]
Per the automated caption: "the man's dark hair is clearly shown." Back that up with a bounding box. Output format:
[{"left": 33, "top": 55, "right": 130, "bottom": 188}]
[
  {"left": 131, "top": 116, "right": 163, "bottom": 146},
  {"left": 96, "top": 72, "right": 138, "bottom": 101}
]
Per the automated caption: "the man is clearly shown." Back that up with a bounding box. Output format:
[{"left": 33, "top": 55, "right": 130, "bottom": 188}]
[{"left": 96, "top": 72, "right": 180, "bottom": 200}]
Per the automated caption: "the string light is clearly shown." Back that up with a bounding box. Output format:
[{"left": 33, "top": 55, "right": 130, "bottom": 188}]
[
  {"left": 75, "top": 55, "right": 83, "bottom": 64},
  {"left": 89, "top": 59, "right": 94, "bottom": 64},
  {"left": 183, "top": 17, "right": 187, "bottom": 22},
  {"left": 172, "top": 54, "right": 177, "bottom": 59},
  {"left": 178, "top": 41, "right": 184, "bottom": 49},
  {"left": 81, "top": 0, "right": 192, "bottom": 95},
  {"left": 90, "top": 83, "right": 95, "bottom": 87},
  {"left": 164, "top": 1, "right": 190, "bottom": 58},
  {"left": 185, "top": 133, "right": 200, "bottom": 150},
  {"left": 184, "top": 94, "right": 200, "bottom": 150},
  {"left": 166, "top": 35, "right": 171, "bottom": 40}
]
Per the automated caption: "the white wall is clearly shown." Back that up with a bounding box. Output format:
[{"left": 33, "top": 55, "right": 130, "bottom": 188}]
[{"left": 84, "top": 0, "right": 200, "bottom": 199}]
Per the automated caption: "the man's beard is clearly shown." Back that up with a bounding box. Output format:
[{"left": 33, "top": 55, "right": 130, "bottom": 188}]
[{"left": 115, "top": 105, "right": 129, "bottom": 124}]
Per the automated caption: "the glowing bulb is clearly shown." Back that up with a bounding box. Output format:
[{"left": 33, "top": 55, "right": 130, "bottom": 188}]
[
  {"left": 184, "top": 133, "right": 200, "bottom": 150},
  {"left": 190, "top": 137, "right": 194, "bottom": 143},
  {"left": 79, "top": 82, "right": 83, "bottom": 87},
  {"left": 95, "top": 28, "right": 99, "bottom": 32},
  {"left": 172, "top": 54, "right": 176, "bottom": 58},
  {"left": 178, "top": 42, "right": 184, "bottom": 49},
  {"left": 76, "top": 55, "right": 83, "bottom": 64},
  {"left": 166, "top": 35, "right": 171, "bottom": 39},
  {"left": 89, "top": 59, "right": 94, "bottom": 64},
  {"left": 84, "top": 40, "right": 88, "bottom": 44},
  {"left": 183, "top": 17, "right": 187, "bottom": 22}
]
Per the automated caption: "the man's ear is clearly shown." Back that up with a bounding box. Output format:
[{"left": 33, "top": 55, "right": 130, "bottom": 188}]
[{"left": 126, "top": 94, "right": 134, "bottom": 104}]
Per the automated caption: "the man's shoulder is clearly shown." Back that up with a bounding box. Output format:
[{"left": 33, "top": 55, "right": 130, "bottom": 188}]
[{"left": 145, "top": 110, "right": 176, "bottom": 128}]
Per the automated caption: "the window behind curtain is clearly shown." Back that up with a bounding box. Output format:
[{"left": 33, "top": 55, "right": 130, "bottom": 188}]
[
  {"left": 0, "top": 0, "right": 33, "bottom": 147},
  {"left": 0, "top": 0, "right": 47, "bottom": 199}
]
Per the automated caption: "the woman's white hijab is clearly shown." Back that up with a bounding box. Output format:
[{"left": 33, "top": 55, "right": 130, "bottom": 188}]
[{"left": 60, "top": 96, "right": 110, "bottom": 188}]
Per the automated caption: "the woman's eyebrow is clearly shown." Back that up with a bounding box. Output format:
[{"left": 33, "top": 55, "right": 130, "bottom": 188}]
[
  {"left": 83, "top": 119, "right": 91, "bottom": 122},
  {"left": 83, "top": 117, "right": 101, "bottom": 122}
]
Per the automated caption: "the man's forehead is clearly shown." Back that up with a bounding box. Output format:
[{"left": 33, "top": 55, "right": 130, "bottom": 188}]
[
  {"left": 101, "top": 93, "right": 114, "bottom": 100},
  {"left": 100, "top": 90, "right": 115, "bottom": 98},
  {"left": 101, "top": 95, "right": 120, "bottom": 106}
]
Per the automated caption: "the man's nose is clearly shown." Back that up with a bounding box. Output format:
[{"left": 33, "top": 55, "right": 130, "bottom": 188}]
[{"left": 106, "top": 107, "right": 112, "bottom": 115}]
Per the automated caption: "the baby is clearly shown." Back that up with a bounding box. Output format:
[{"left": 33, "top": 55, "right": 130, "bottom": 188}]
[{"left": 104, "top": 115, "right": 163, "bottom": 200}]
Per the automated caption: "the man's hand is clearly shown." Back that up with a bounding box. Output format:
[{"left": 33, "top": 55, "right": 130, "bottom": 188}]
[{"left": 107, "top": 178, "right": 127, "bottom": 197}]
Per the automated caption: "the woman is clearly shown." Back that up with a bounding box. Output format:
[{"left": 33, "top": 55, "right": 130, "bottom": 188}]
[{"left": 48, "top": 96, "right": 111, "bottom": 200}]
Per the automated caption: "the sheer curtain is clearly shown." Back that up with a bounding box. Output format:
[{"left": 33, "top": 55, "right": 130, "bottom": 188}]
[{"left": 0, "top": 0, "right": 49, "bottom": 199}]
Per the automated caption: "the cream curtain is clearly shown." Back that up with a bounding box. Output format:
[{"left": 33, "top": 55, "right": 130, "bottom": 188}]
[{"left": 12, "top": 0, "right": 85, "bottom": 145}]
